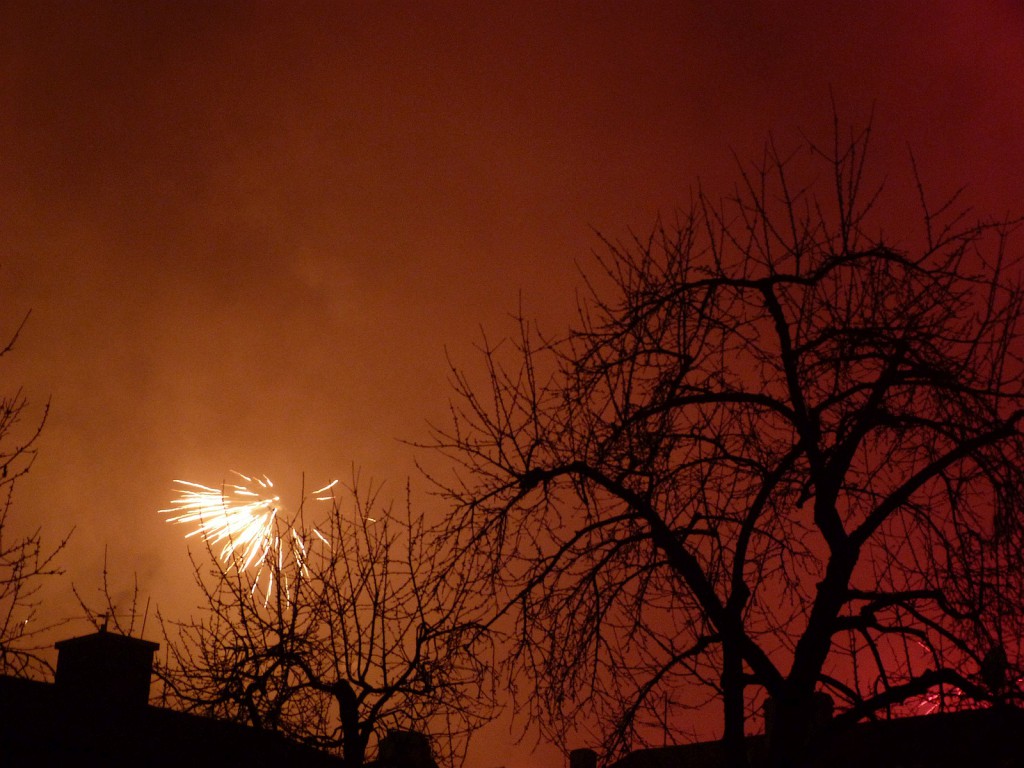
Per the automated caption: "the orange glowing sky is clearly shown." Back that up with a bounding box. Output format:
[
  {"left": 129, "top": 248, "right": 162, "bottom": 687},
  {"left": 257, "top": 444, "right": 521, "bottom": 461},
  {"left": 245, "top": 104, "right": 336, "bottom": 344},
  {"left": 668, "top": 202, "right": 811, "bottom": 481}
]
[{"left": 2, "top": 2, "right": 1023, "bottom": 766}]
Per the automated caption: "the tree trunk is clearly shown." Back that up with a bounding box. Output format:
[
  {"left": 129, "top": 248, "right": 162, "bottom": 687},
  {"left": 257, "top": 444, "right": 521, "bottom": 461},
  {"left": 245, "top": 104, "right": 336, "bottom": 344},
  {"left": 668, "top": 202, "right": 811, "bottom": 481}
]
[
  {"left": 336, "top": 681, "right": 366, "bottom": 768},
  {"left": 721, "top": 642, "right": 748, "bottom": 768}
]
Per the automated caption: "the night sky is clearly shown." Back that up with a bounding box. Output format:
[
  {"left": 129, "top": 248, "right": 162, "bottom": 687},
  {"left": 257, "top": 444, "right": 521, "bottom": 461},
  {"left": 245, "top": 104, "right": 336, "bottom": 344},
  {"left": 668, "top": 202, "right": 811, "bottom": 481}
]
[{"left": 2, "top": 2, "right": 1023, "bottom": 766}]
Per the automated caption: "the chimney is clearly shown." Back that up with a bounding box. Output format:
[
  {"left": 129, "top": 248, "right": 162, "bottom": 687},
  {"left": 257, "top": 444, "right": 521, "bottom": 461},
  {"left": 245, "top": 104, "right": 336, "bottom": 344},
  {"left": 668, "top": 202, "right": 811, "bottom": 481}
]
[
  {"left": 570, "top": 748, "right": 598, "bottom": 768},
  {"left": 54, "top": 626, "right": 159, "bottom": 709},
  {"left": 378, "top": 730, "right": 437, "bottom": 768}
]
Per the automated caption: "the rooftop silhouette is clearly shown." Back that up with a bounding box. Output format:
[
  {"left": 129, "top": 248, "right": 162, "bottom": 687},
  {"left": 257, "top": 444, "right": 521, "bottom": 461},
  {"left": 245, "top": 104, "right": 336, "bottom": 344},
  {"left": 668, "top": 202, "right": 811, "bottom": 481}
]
[{"left": 0, "top": 627, "right": 342, "bottom": 767}]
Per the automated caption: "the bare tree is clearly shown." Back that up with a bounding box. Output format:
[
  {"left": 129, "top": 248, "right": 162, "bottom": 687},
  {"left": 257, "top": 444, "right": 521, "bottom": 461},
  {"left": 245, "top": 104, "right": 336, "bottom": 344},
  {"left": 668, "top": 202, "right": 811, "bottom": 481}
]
[
  {"left": 426, "top": 121, "right": 1024, "bottom": 767},
  {"left": 0, "top": 313, "right": 69, "bottom": 678},
  {"left": 158, "top": 476, "right": 494, "bottom": 768}
]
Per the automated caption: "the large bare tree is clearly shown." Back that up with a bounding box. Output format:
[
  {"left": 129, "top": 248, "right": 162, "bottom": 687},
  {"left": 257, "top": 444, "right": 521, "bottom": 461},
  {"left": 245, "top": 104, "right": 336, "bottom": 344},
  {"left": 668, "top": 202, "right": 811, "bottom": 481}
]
[
  {"left": 427, "top": 122, "right": 1024, "bottom": 767},
  {"left": 157, "top": 477, "right": 493, "bottom": 768},
  {"left": 0, "top": 313, "right": 69, "bottom": 678}
]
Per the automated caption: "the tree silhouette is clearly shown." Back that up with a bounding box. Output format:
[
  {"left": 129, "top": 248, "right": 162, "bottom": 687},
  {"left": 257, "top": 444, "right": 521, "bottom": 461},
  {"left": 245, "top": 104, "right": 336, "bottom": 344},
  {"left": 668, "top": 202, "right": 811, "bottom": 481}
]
[
  {"left": 0, "top": 313, "right": 69, "bottom": 678},
  {"left": 427, "top": 121, "right": 1024, "bottom": 767},
  {"left": 157, "top": 477, "right": 493, "bottom": 768}
]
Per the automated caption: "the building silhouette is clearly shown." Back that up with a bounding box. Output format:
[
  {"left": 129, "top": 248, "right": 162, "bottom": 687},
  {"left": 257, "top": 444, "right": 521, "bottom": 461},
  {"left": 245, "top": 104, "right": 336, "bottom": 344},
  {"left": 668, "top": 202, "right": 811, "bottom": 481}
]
[
  {"left": 571, "top": 702, "right": 1024, "bottom": 768},
  {"left": 0, "top": 627, "right": 435, "bottom": 768},
  {"left": 9, "top": 627, "right": 1019, "bottom": 767}
]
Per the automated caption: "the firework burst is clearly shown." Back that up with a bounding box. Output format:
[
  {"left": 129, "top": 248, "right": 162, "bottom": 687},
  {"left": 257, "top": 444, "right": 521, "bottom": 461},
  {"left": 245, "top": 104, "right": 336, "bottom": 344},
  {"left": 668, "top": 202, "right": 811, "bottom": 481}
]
[{"left": 161, "top": 472, "right": 336, "bottom": 604}]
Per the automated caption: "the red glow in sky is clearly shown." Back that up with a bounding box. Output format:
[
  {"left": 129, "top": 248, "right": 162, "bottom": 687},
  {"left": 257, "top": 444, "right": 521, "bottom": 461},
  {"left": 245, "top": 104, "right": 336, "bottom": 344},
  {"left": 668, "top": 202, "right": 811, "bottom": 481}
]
[{"left": 1, "top": 2, "right": 1023, "bottom": 766}]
